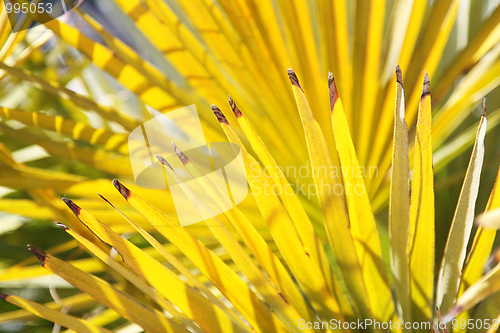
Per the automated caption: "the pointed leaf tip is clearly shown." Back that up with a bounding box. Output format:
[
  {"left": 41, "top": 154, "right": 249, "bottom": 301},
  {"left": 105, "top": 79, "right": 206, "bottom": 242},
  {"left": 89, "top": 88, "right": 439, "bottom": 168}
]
[
  {"left": 97, "top": 193, "right": 114, "bottom": 207},
  {"left": 228, "top": 96, "right": 242, "bottom": 118},
  {"left": 212, "top": 105, "right": 229, "bottom": 124},
  {"left": 483, "top": 98, "right": 487, "bottom": 117},
  {"left": 171, "top": 142, "right": 189, "bottom": 165},
  {"left": 395, "top": 65, "right": 403, "bottom": 85},
  {"left": 28, "top": 245, "right": 47, "bottom": 266},
  {"left": 0, "top": 291, "right": 9, "bottom": 300},
  {"left": 62, "top": 197, "right": 81, "bottom": 216},
  {"left": 55, "top": 222, "right": 69, "bottom": 230},
  {"left": 328, "top": 74, "right": 339, "bottom": 110},
  {"left": 112, "top": 179, "right": 131, "bottom": 199},
  {"left": 421, "top": 72, "right": 430, "bottom": 98},
  {"left": 287, "top": 68, "right": 303, "bottom": 92},
  {"left": 156, "top": 154, "right": 173, "bottom": 170}
]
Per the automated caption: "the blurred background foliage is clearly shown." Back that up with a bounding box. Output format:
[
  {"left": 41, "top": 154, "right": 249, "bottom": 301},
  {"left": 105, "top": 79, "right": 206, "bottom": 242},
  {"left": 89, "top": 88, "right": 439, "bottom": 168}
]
[{"left": 0, "top": 0, "right": 500, "bottom": 331}]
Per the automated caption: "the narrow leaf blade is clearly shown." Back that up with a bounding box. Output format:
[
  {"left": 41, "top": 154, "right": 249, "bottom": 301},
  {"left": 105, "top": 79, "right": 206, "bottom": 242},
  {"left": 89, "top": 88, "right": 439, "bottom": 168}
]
[{"left": 436, "top": 101, "right": 488, "bottom": 313}]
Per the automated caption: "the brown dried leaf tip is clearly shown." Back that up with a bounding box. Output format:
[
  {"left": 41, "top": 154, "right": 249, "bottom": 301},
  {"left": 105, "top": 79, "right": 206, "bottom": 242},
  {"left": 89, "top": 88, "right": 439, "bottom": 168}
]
[
  {"left": 328, "top": 72, "right": 339, "bottom": 110},
  {"left": 156, "top": 154, "right": 173, "bottom": 170},
  {"left": 287, "top": 68, "right": 303, "bottom": 92},
  {"left": 421, "top": 72, "right": 430, "bottom": 99},
  {"left": 62, "top": 197, "right": 81, "bottom": 216},
  {"left": 28, "top": 245, "right": 47, "bottom": 266},
  {"left": 228, "top": 96, "right": 242, "bottom": 118},
  {"left": 113, "top": 179, "right": 131, "bottom": 199},
  {"left": 0, "top": 291, "right": 9, "bottom": 300},
  {"left": 482, "top": 97, "right": 487, "bottom": 117},
  {"left": 212, "top": 104, "right": 229, "bottom": 124},
  {"left": 395, "top": 64, "right": 403, "bottom": 86},
  {"left": 171, "top": 142, "right": 190, "bottom": 165}
]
